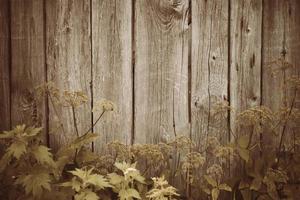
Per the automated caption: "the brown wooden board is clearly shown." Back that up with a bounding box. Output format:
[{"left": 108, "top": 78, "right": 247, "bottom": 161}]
[
  {"left": 191, "top": 0, "right": 229, "bottom": 152},
  {"left": 0, "top": 0, "right": 11, "bottom": 132},
  {"left": 230, "top": 0, "right": 262, "bottom": 175},
  {"left": 10, "top": 0, "right": 46, "bottom": 141},
  {"left": 46, "top": 0, "right": 91, "bottom": 150},
  {"left": 92, "top": 0, "right": 133, "bottom": 151},
  {"left": 262, "top": 0, "right": 300, "bottom": 151},
  {"left": 134, "top": 0, "right": 189, "bottom": 144}
]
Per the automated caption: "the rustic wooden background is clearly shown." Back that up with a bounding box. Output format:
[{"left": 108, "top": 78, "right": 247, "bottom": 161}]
[{"left": 0, "top": 0, "right": 299, "bottom": 154}]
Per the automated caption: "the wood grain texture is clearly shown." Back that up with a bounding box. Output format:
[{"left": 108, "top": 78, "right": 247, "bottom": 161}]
[
  {"left": 46, "top": 0, "right": 91, "bottom": 150},
  {"left": 92, "top": 0, "right": 133, "bottom": 151},
  {"left": 262, "top": 0, "right": 300, "bottom": 149},
  {"left": 10, "top": 0, "right": 46, "bottom": 138},
  {"left": 230, "top": 0, "right": 262, "bottom": 137},
  {"left": 0, "top": 0, "right": 10, "bottom": 132},
  {"left": 191, "top": 0, "right": 229, "bottom": 152},
  {"left": 134, "top": 0, "right": 189, "bottom": 144}
]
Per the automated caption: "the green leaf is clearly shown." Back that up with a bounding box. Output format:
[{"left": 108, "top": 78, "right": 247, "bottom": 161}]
[
  {"left": 60, "top": 177, "right": 81, "bottom": 192},
  {"left": 237, "top": 135, "right": 250, "bottom": 148},
  {"left": 70, "top": 133, "right": 99, "bottom": 150},
  {"left": 31, "top": 145, "right": 55, "bottom": 167},
  {"left": 119, "top": 188, "right": 141, "bottom": 200},
  {"left": 25, "top": 126, "right": 43, "bottom": 137},
  {"left": 87, "top": 174, "right": 111, "bottom": 189},
  {"left": 219, "top": 183, "right": 232, "bottom": 192},
  {"left": 204, "top": 175, "right": 218, "bottom": 187},
  {"left": 211, "top": 188, "right": 220, "bottom": 200},
  {"left": 108, "top": 173, "right": 124, "bottom": 185},
  {"left": 7, "top": 141, "right": 27, "bottom": 159},
  {"left": 0, "top": 130, "right": 15, "bottom": 139},
  {"left": 237, "top": 147, "right": 250, "bottom": 162},
  {"left": 15, "top": 171, "right": 51, "bottom": 197},
  {"left": 75, "top": 189, "right": 99, "bottom": 200}
]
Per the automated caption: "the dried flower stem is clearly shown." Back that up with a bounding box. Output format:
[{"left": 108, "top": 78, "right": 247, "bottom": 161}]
[{"left": 278, "top": 88, "right": 297, "bottom": 152}]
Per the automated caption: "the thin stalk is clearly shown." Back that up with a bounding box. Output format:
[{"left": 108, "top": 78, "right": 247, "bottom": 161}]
[
  {"left": 83, "top": 110, "right": 106, "bottom": 135},
  {"left": 48, "top": 93, "right": 66, "bottom": 135},
  {"left": 72, "top": 106, "right": 79, "bottom": 138},
  {"left": 278, "top": 88, "right": 297, "bottom": 152}
]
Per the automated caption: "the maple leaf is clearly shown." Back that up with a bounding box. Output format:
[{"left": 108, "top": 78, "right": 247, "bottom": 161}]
[
  {"left": 7, "top": 141, "right": 27, "bottom": 159},
  {"left": 31, "top": 145, "right": 56, "bottom": 167},
  {"left": 74, "top": 189, "right": 99, "bottom": 200},
  {"left": 15, "top": 171, "right": 51, "bottom": 197},
  {"left": 60, "top": 177, "right": 81, "bottom": 192},
  {"left": 119, "top": 188, "right": 141, "bottom": 200},
  {"left": 86, "top": 174, "right": 111, "bottom": 189}
]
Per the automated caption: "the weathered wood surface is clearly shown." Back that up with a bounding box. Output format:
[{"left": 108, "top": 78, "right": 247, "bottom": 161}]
[
  {"left": 0, "top": 0, "right": 10, "bottom": 132},
  {"left": 134, "top": 0, "right": 189, "bottom": 144},
  {"left": 0, "top": 0, "right": 299, "bottom": 170},
  {"left": 262, "top": 0, "right": 300, "bottom": 149},
  {"left": 230, "top": 0, "right": 262, "bottom": 138},
  {"left": 191, "top": 0, "right": 229, "bottom": 152},
  {"left": 10, "top": 0, "right": 46, "bottom": 140},
  {"left": 92, "top": 0, "right": 132, "bottom": 151},
  {"left": 46, "top": 0, "right": 91, "bottom": 149}
]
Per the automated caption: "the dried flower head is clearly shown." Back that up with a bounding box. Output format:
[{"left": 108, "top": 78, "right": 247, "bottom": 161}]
[
  {"left": 206, "top": 164, "right": 223, "bottom": 182},
  {"left": 237, "top": 106, "right": 274, "bottom": 134},
  {"left": 107, "top": 141, "right": 132, "bottom": 162},
  {"left": 182, "top": 152, "right": 205, "bottom": 173},
  {"left": 93, "top": 99, "right": 115, "bottom": 112},
  {"left": 62, "top": 91, "right": 88, "bottom": 107},
  {"left": 34, "top": 81, "right": 60, "bottom": 102},
  {"left": 168, "top": 135, "right": 195, "bottom": 151},
  {"left": 131, "top": 144, "right": 166, "bottom": 169}
]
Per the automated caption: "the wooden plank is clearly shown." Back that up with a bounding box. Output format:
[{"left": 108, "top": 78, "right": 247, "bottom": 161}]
[
  {"left": 46, "top": 0, "right": 91, "bottom": 150},
  {"left": 92, "top": 0, "right": 132, "bottom": 151},
  {"left": 10, "top": 0, "right": 46, "bottom": 138},
  {"left": 230, "top": 0, "right": 262, "bottom": 177},
  {"left": 134, "top": 0, "right": 189, "bottom": 144},
  {"left": 191, "top": 0, "right": 229, "bottom": 152},
  {"left": 0, "top": 0, "right": 10, "bottom": 132},
  {"left": 230, "top": 0, "right": 262, "bottom": 139},
  {"left": 262, "top": 0, "right": 300, "bottom": 150}
]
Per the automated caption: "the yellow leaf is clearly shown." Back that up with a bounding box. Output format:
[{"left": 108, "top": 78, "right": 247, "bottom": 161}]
[
  {"left": 15, "top": 171, "right": 51, "bottom": 197},
  {"left": 212, "top": 188, "right": 220, "bottom": 200},
  {"left": 31, "top": 145, "right": 55, "bottom": 167},
  {"left": 7, "top": 141, "right": 27, "bottom": 159},
  {"left": 219, "top": 183, "right": 232, "bottom": 192},
  {"left": 237, "top": 135, "right": 250, "bottom": 148},
  {"left": 237, "top": 147, "right": 250, "bottom": 162},
  {"left": 204, "top": 175, "right": 218, "bottom": 187}
]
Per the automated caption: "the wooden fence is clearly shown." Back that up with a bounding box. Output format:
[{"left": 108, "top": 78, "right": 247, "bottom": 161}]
[{"left": 0, "top": 0, "right": 299, "bottom": 153}]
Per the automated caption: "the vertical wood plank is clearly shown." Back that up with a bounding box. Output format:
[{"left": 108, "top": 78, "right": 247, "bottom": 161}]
[
  {"left": 10, "top": 0, "right": 46, "bottom": 136},
  {"left": 230, "top": 0, "right": 262, "bottom": 139},
  {"left": 191, "top": 0, "right": 229, "bottom": 152},
  {"left": 262, "top": 0, "right": 300, "bottom": 149},
  {"left": 134, "top": 0, "right": 189, "bottom": 144},
  {"left": 46, "top": 0, "right": 91, "bottom": 149},
  {"left": 230, "top": 0, "right": 262, "bottom": 177},
  {"left": 92, "top": 0, "right": 132, "bottom": 151},
  {"left": 0, "top": 0, "right": 10, "bottom": 132}
]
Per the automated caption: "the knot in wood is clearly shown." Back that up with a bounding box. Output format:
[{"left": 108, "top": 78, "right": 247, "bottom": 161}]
[{"left": 153, "top": 0, "right": 188, "bottom": 19}]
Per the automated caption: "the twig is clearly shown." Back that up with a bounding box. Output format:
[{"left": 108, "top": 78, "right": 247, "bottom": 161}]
[
  {"left": 278, "top": 88, "right": 297, "bottom": 151},
  {"left": 83, "top": 110, "right": 106, "bottom": 135},
  {"left": 48, "top": 93, "right": 67, "bottom": 135},
  {"left": 72, "top": 106, "right": 79, "bottom": 138}
]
